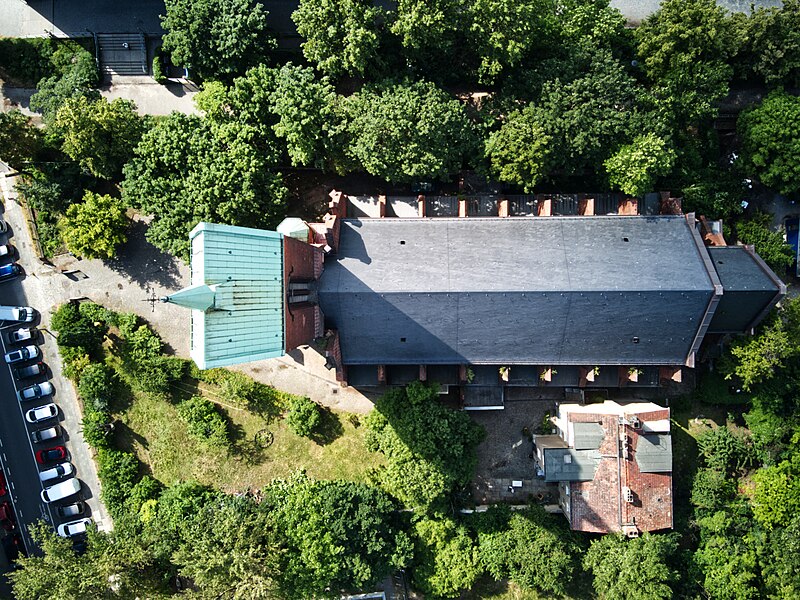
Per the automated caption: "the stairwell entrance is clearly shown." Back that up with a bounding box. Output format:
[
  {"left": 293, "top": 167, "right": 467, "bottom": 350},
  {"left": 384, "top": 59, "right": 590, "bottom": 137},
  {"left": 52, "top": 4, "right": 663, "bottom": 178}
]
[{"left": 96, "top": 33, "right": 147, "bottom": 77}]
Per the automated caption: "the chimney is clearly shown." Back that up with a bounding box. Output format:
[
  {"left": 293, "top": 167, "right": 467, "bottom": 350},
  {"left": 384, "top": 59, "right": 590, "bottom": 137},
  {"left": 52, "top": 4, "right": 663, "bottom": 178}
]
[
  {"left": 579, "top": 197, "right": 595, "bottom": 216},
  {"left": 379, "top": 195, "right": 387, "bottom": 218},
  {"left": 458, "top": 197, "right": 468, "bottom": 218},
  {"left": 498, "top": 198, "right": 509, "bottom": 218},
  {"left": 538, "top": 197, "right": 552, "bottom": 217},
  {"left": 417, "top": 195, "right": 426, "bottom": 217}
]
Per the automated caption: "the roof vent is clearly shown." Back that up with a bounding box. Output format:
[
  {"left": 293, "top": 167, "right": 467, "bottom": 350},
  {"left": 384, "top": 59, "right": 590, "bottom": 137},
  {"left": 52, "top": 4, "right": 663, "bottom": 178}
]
[
  {"left": 630, "top": 416, "right": 641, "bottom": 429},
  {"left": 563, "top": 454, "right": 572, "bottom": 464},
  {"left": 623, "top": 486, "right": 634, "bottom": 503},
  {"left": 399, "top": 240, "right": 406, "bottom": 245},
  {"left": 622, "top": 237, "right": 629, "bottom": 242}
]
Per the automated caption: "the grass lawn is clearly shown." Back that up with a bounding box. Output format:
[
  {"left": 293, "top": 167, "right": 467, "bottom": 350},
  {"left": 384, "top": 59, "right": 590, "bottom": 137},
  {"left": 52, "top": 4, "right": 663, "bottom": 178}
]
[{"left": 114, "top": 383, "right": 383, "bottom": 491}]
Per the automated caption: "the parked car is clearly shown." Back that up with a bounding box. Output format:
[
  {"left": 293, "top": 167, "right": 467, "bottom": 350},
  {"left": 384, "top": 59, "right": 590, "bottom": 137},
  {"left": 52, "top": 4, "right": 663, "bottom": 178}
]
[
  {"left": 25, "top": 403, "right": 58, "bottom": 423},
  {"left": 39, "top": 462, "right": 73, "bottom": 483},
  {"left": 9, "top": 327, "right": 36, "bottom": 344},
  {"left": 0, "top": 306, "right": 36, "bottom": 322},
  {"left": 0, "top": 244, "right": 13, "bottom": 258},
  {"left": 15, "top": 362, "right": 45, "bottom": 379},
  {"left": 0, "top": 501, "right": 14, "bottom": 532},
  {"left": 0, "top": 471, "right": 6, "bottom": 496},
  {"left": 31, "top": 425, "right": 60, "bottom": 444},
  {"left": 0, "top": 264, "right": 21, "bottom": 282},
  {"left": 36, "top": 445, "right": 66, "bottom": 464},
  {"left": 41, "top": 477, "right": 80, "bottom": 503},
  {"left": 57, "top": 518, "right": 92, "bottom": 538},
  {"left": 0, "top": 219, "right": 7, "bottom": 233},
  {"left": 18, "top": 381, "right": 54, "bottom": 402},
  {"left": 57, "top": 501, "right": 85, "bottom": 519},
  {"left": 4, "top": 345, "right": 40, "bottom": 364}
]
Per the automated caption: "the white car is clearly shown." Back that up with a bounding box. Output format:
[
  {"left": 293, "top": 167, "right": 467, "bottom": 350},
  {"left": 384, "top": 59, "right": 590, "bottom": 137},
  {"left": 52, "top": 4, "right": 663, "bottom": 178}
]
[
  {"left": 41, "top": 477, "right": 81, "bottom": 503},
  {"left": 9, "top": 327, "right": 35, "bottom": 344},
  {"left": 57, "top": 518, "right": 92, "bottom": 538},
  {"left": 25, "top": 403, "right": 58, "bottom": 423},
  {"left": 39, "top": 462, "right": 73, "bottom": 483},
  {"left": 4, "top": 345, "right": 39, "bottom": 364},
  {"left": 17, "top": 382, "right": 54, "bottom": 402}
]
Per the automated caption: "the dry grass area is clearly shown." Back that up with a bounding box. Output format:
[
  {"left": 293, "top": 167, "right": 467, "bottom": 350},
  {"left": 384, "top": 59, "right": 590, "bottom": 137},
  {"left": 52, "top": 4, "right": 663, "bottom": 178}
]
[{"left": 115, "top": 385, "right": 384, "bottom": 491}]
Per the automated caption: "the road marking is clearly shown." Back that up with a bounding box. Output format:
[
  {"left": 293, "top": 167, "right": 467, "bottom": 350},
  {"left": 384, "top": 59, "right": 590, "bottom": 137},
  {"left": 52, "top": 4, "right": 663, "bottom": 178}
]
[
  {"left": 9, "top": 481, "right": 14, "bottom": 491},
  {"left": 2, "top": 453, "right": 7, "bottom": 462},
  {"left": 0, "top": 438, "right": 4, "bottom": 447},
  {"left": 17, "top": 509, "right": 23, "bottom": 519}
]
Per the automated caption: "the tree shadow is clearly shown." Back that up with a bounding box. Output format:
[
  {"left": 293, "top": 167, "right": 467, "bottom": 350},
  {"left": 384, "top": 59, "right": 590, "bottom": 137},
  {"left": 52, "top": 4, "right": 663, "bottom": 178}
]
[
  {"left": 103, "top": 219, "right": 184, "bottom": 290},
  {"left": 111, "top": 419, "right": 150, "bottom": 452},
  {"left": 310, "top": 407, "right": 344, "bottom": 446},
  {"left": 229, "top": 423, "right": 270, "bottom": 466}
]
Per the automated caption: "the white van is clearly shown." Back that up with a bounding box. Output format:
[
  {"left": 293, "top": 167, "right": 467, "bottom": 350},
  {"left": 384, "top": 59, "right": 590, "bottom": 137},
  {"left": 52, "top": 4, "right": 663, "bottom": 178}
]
[
  {"left": 0, "top": 306, "right": 36, "bottom": 322},
  {"left": 40, "top": 477, "right": 81, "bottom": 503}
]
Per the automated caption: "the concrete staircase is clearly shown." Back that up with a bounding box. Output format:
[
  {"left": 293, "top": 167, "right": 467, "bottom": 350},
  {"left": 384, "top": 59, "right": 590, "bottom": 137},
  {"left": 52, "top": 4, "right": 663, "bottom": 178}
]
[{"left": 96, "top": 33, "right": 147, "bottom": 77}]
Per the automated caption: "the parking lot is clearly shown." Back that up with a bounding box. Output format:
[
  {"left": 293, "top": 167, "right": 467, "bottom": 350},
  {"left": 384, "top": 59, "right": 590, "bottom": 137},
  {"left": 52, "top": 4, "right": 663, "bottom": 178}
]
[{"left": 0, "top": 208, "right": 103, "bottom": 573}]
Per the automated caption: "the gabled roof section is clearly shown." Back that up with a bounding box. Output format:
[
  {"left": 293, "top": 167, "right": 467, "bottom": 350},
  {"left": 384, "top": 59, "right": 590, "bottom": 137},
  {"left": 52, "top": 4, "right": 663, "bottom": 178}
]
[
  {"left": 173, "top": 222, "right": 284, "bottom": 370},
  {"left": 572, "top": 422, "right": 605, "bottom": 450},
  {"left": 544, "top": 449, "right": 601, "bottom": 482},
  {"left": 319, "top": 216, "right": 717, "bottom": 366},
  {"left": 707, "top": 245, "right": 786, "bottom": 332},
  {"left": 635, "top": 434, "right": 673, "bottom": 473}
]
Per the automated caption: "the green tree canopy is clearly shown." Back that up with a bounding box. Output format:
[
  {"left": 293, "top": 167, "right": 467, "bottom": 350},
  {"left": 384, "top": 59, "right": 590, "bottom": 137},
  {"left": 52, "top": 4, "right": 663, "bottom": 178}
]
[
  {"left": 53, "top": 97, "right": 145, "bottom": 180},
  {"left": 173, "top": 494, "right": 281, "bottom": 598},
  {"left": 736, "top": 212, "right": 794, "bottom": 273},
  {"left": 122, "top": 112, "right": 286, "bottom": 259},
  {"left": 583, "top": 533, "right": 680, "bottom": 600},
  {"left": 469, "top": 0, "right": 558, "bottom": 84},
  {"left": 738, "top": 91, "right": 800, "bottom": 195},
  {"left": 265, "top": 474, "right": 412, "bottom": 598},
  {"left": 0, "top": 110, "right": 41, "bottom": 171},
  {"left": 604, "top": 133, "right": 676, "bottom": 196},
  {"left": 61, "top": 191, "right": 129, "bottom": 259},
  {"left": 161, "top": 0, "right": 275, "bottom": 82},
  {"left": 476, "top": 505, "right": 577, "bottom": 595},
  {"left": 390, "top": 0, "right": 466, "bottom": 57},
  {"left": 751, "top": 461, "right": 800, "bottom": 529},
  {"left": 735, "top": 0, "right": 800, "bottom": 87},
  {"left": 292, "top": 0, "right": 386, "bottom": 77},
  {"left": 412, "top": 517, "right": 482, "bottom": 599},
  {"left": 365, "top": 381, "right": 485, "bottom": 507},
  {"left": 636, "top": 0, "right": 734, "bottom": 127},
  {"left": 344, "top": 80, "right": 476, "bottom": 183},
  {"left": 485, "top": 104, "right": 552, "bottom": 192},
  {"left": 29, "top": 42, "right": 99, "bottom": 123}
]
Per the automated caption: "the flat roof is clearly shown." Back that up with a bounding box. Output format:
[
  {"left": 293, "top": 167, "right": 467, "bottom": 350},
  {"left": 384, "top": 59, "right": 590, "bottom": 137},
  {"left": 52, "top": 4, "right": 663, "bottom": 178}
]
[{"left": 319, "top": 217, "right": 715, "bottom": 365}]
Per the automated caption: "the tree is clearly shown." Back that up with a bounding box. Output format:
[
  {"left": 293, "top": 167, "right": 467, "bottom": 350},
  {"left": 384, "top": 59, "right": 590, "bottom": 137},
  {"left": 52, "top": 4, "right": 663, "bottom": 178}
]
[
  {"left": 365, "top": 381, "right": 485, "bottom": 507},
  {"left": 29, "top": 43, "right": 99, "bottom": 123},
  {"left": 292, "top": 0, "right": 386, "bottom": 77},
  {"left": 53, "top": 96, "right": 145, "bottom": 180},
  {"left": 97, "top": 449, "right": 141, "bottom": 518},
  {"left": 173, "top": 494, "right": 281, "bottom": 598},
  {"left": 61, "top": 191, "right": 129, "bottom": 259},
  {"left": 268, "top": 64, "right": 338, "bottom": 168},
  {"left": 9, "top": 523, "right": 167, "bottom": 599},
  {"left": 265, "top": 474, "right": 412, "bottom": 598},
  {"left": 736, "top": 0, "right": 800, "bottom": 88},
  {"left": 476, "top": 505, "right": 577, "bottom": 595},
  {"left": 77, "top": 363, "right": 116, "bottom": 413},
  {"left": 635, "top": 0, "right": 734, "bottom": 127},
  {"left": 557, "top": 0, "right": 630, "bottom": 53},
  {"left": 122, "top": 112, "right": 286, "bottom": 259},
  {"left": 469, "top": 0, "right": 558, "bottom": 83},
  {"left": 391, "top": 0, "right": 465, "bottom": 57},
  {"left": 344, "top": 80, "right": 476, "bottom": 183},
  {"left": 286, "top": 396, "right": 321, "bottom": 438},
  {"left": 738, "top": 91, "right": 800, "bottom": 195},
  {"left": 751, "top": 462, "right": 800, "bottom": 529},
  {"left": 736, "top": 212, "right": 794, "bottom": 273},
  {"left": 412, "top": 517, "right": 482, "bottom": 598},
  {"left": 161, "top": 0, "right": 275, "bottom": 82},
  {"left": 485, "top": 105, "right": 552, "bottom": 192},
  {"left": 0, "top": 110, "right": 40, "bottom": 170},
  {"left": 604, "top": 133, "right": 676, "bottom": 196},
  {"left": 583, "top": 533, "right": 680, "bottom": 600}
]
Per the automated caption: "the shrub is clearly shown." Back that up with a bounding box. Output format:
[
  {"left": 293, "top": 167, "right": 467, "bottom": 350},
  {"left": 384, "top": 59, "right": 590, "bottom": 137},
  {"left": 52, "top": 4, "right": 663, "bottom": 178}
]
[
  {"left": 286, "top": 396, "right": 321, "bottom": 438},
  {"left": 122, "top": 325, "right": 162, "bottom": 363},
  {"left": 77, "top": 363, "right": 116, "bottom": 413},
  {"left": 81, "top": 409, "right": 112, "bottom": 450},
  {"left": 59, "top": 346, "right": 91, "bottom": 381},
  {"left": 178, "top": 397, "right": 230, "bottom": 449},
  {"left": 97, "top": 449, "right": 141, "bottom": 517},
  {"left": 152, "top": 52, "right": 167, "bottom": 84},
  {"left": 51, "top": 301, "right": 106, "bottom": 356},
  {"left": 0, "top": 38, "right": 56, "bottom": 86}
]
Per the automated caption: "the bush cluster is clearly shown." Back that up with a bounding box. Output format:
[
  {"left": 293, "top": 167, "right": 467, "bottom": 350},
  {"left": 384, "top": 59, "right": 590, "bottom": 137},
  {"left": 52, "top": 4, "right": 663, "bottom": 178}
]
[
  {"left": 177, "top": 396, "right": 230, "bottom": 450},
  {"left": 286, "top": 396, "right": 321, "bottom": 438}
]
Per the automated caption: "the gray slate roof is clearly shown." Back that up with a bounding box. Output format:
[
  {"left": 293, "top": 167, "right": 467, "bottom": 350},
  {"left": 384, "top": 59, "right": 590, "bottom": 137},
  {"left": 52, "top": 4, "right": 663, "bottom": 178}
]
[
  {"left": 635, "top": 434, "right": 673, "bottom": 473},
  {"left": 544, "top": 449, "right": 601, "bottom": 482},
  {"left": 708, "top": 246, "right": 784, "bottom": 332},
  {"left": 318, "top": 217, "right": 716, "bottom": 366},
  {"left": 573, "top": 422, "right": 605, "bottom": 450}
]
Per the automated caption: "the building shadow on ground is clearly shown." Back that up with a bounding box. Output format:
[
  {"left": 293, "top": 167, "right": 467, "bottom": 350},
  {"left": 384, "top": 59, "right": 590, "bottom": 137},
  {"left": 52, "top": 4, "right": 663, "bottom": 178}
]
[{"left": 104, "top": 219, "right": 184, "bottom": 290}]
